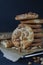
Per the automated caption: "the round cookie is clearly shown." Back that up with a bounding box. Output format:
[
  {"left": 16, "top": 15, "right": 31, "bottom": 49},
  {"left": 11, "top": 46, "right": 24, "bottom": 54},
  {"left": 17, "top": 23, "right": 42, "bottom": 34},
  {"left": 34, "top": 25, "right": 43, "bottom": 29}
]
[
  {"left": 15, "top": 12, "right": 39, "bottom": 20},
  {"left": 12, "top": 24, "right": 34, "bottom": 49}
]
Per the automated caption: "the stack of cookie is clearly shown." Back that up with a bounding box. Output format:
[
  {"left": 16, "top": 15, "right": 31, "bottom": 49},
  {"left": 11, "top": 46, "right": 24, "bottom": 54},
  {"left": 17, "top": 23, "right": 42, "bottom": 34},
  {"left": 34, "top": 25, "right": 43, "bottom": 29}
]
[
  {"left": 1, "top": 12, "right": 43, "bottom": 52},
  {"left": 13, "top": 12, "right": 43, "bottom": 50}
]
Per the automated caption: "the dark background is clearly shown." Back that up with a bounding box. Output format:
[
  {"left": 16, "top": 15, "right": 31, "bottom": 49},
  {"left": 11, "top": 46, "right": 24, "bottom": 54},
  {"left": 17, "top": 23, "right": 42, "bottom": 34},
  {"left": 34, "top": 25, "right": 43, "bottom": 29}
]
[
  {"left": 0, "top": 0, "right": 43, "bottom": 65},
  {"left": 0, "top": 0, "right": 43, "bottom": 32}
]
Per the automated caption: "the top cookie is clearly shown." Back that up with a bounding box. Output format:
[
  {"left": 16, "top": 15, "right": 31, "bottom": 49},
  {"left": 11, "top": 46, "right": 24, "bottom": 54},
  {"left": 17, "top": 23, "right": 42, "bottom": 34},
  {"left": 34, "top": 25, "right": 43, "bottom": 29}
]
[{"left": 15, "top": 12, "right": 39, "bottom": 20}]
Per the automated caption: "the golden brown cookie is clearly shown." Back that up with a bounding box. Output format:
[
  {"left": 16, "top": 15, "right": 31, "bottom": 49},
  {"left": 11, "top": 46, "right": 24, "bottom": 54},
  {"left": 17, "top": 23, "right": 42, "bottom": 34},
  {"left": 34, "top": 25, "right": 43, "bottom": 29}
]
[
  {"left": 12, "top": 24, "right": 34, "bottom": 49},
  {"left": 15, "top": 12, "right": 39, "bottom": 20},
  {"left": 1, "top": 40, "right": 14, "bottom": 48},
  {"left": 21, "top": 19, "right": 43, "bottom": 24}
]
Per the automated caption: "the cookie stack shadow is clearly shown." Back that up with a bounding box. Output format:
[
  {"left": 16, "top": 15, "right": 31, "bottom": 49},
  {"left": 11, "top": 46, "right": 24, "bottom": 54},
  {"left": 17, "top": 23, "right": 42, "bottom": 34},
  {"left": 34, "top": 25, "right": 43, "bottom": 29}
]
[{"left": 15, "top": 12, "right": 43, "bottom": 49}]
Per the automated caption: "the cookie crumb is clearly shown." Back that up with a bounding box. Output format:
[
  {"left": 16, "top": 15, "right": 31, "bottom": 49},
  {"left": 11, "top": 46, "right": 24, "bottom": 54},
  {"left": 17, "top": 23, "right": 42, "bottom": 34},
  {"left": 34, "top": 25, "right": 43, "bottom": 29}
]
[
  {"left": 28, "top": 62, "right": 32, "bottom": 65},
  {"left": 34, "top": 60, "right": 37, "bottom": 63},
  {"left": 33, "top": 57, "right": 36, "bottom": 60},
  {"left": 41, "top": 61, "right": 43, "bottom": 65}
]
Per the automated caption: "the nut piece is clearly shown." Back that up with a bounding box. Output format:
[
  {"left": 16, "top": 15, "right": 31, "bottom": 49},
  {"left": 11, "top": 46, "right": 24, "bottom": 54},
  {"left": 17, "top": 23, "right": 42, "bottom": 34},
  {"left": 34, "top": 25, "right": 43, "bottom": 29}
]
[
  {"left": 33, "top": 57, "right": 41, "bottom": 63},
  {"left": 33, "top": 57, "right": 37, "bottom": 60},
  {"left": 28, "top": 62, "right": 32, "bottom": 65},
  {"left": 34, "top": 60, "right": 37, "bottom": 63},
  {"left": 40, "top": 58, "right": 43, "bottom": 61},
  {"left": 41, "top": 61, "right": 43, "bottom": 65},
  {"left": 37, "top": 57, "right": 40, "bottom": 60}
]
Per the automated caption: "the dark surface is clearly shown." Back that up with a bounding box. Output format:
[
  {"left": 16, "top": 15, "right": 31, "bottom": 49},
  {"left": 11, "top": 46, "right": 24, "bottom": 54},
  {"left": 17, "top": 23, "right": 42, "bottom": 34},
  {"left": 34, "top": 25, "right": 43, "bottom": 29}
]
[
  {"left": 0, "top": 0, "right": 43, "bottom": 65},
  {"left": 0, "top": 51, "right": 43, "bottom": 65}
]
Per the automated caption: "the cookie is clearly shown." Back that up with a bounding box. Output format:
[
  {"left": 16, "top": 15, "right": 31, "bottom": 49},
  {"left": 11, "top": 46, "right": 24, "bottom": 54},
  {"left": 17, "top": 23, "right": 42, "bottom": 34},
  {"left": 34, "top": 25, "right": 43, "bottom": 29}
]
[
  {"left": 15, "top": 12, "right": 39, "bottom": 20},
  {"left": 12, "top": 24, "right": 34, "bottom": 49},
  {"left": 21, "top": 19, "right": 43, "bottom": 24},
  {"left": 0, "top": 32, "right": 12, "bottom": 40},
  {"left": 34, "top": 33, "right": 43, "bottom": 38},
  {"left": 1, "top": 40, "right": 14, "bottom": 48}
]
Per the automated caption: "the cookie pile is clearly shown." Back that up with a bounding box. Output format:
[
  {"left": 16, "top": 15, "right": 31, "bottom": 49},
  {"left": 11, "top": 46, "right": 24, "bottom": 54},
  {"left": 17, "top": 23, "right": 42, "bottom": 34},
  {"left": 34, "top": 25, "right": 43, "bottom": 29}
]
[
  {"left": 1, "top": 12, "right": 43, "bottom": 52},
  {"left": 12, "top": 12, "right": 43, "bottom": 50}
]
